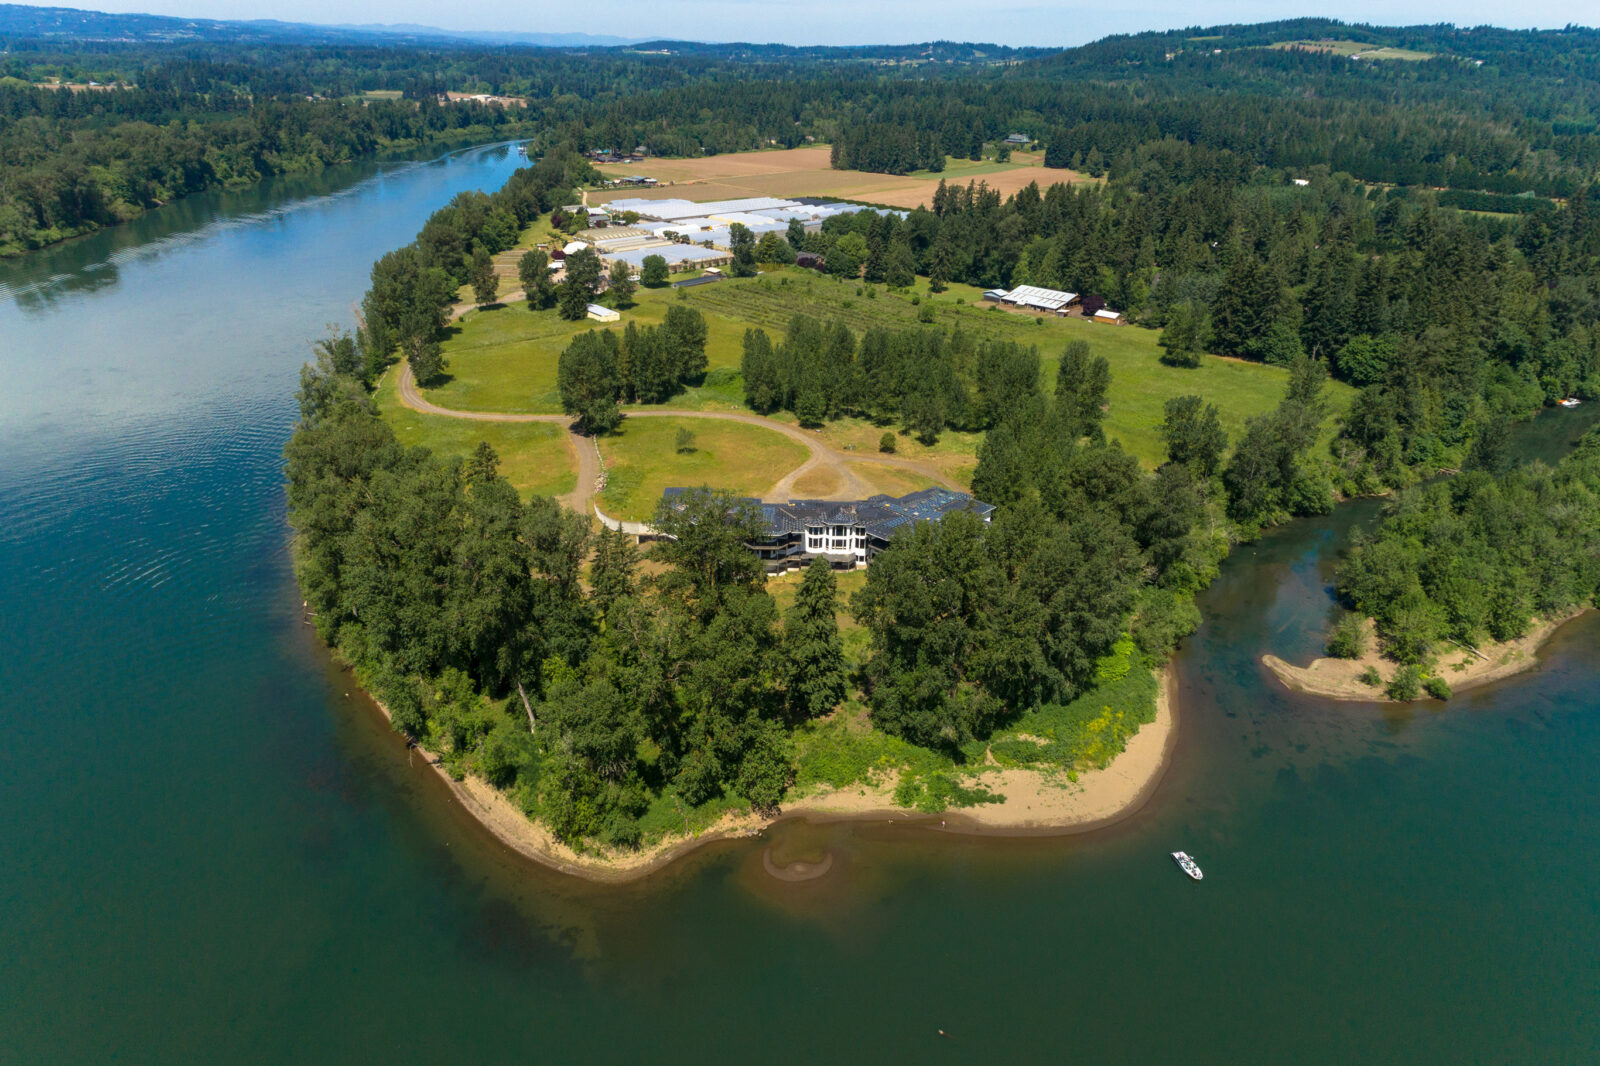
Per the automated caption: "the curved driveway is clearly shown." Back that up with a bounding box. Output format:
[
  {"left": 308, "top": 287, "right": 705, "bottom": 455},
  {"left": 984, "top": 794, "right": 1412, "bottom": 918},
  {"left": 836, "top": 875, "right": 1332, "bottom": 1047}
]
[{"left": 396, "top": 356, "right": 962, "bottom": 519}]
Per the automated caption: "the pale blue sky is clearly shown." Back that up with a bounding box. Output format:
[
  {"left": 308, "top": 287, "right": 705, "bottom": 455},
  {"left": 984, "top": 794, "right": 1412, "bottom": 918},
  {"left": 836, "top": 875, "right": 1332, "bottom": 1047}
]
[{"left": 13, "top": 0, "right": 1595, "bottom": 47}]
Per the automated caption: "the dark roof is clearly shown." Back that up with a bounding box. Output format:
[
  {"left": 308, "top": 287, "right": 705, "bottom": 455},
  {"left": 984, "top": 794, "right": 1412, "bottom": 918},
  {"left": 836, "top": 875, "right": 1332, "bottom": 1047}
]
[{"left": 660, "top": 486, "right": 994, "bottom": 543}]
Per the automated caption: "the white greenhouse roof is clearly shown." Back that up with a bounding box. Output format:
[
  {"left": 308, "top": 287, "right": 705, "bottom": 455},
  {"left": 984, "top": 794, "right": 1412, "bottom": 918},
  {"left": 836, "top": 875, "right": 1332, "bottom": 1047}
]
[{"left": 1003, "top": 285, "right": 1078, "bottom": 311}]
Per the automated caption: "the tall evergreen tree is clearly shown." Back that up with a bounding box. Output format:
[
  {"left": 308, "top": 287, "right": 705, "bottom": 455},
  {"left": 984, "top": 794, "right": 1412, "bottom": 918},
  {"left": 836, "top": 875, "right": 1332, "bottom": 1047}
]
[{"left": 782, "top": 558, "right": 847, "bottom": 720}]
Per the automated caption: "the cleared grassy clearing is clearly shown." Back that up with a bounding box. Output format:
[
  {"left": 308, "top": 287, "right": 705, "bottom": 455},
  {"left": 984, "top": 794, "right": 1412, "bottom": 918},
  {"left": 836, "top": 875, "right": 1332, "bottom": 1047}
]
[
  {"left": 421, "top": 267, "right": 1350, "bottom": 470},
  {"left": 1270, "top": 39, "right": 1434, "bottom": 60},
  {"left": 597, "top": 416, "right": 809, "bottom": 521},
  {"left": 424, "top": 286, "right": 747, "bottom": 413},
  {"left": 375, "top": 376, "right": 577, "bottom": 500},
  {"left": 682, "top": 270, "right": 1353, "bottom": 467}
]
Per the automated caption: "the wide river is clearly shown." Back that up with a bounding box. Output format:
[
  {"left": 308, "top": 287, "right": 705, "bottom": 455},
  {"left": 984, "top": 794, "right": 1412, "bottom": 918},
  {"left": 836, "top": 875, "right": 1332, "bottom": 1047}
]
[{"left": 3, "top": 144, "right": 1598, "bottom": 1063}]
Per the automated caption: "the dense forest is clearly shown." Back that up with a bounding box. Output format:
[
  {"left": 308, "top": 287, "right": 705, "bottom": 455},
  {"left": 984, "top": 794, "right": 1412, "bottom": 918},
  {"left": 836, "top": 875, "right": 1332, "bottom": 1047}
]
[{"left": 9, "top": 17, "right": 1600, "bottom": 253}]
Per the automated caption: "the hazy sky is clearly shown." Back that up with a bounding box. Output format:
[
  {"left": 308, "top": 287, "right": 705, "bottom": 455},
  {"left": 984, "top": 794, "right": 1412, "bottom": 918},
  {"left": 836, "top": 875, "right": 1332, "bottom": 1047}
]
[{"left": 14, "top": 0, "right": 1596, "bottom": 47}]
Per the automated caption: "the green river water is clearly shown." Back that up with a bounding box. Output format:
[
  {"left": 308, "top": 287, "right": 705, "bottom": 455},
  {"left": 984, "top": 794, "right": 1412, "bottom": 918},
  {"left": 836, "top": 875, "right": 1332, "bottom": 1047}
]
[{"left": 2, "top": 143, "right": 1598, "bottom": 1063}]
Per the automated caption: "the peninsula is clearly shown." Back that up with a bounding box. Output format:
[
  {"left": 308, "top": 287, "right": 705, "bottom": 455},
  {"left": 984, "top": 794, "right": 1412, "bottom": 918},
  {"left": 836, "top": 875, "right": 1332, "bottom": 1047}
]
[{"left": 285, "top": 17, "right": 1600, "bottom": 877}]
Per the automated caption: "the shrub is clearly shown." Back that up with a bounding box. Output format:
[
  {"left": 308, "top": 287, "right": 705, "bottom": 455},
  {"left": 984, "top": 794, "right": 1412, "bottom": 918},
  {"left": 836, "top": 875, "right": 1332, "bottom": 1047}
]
[
  {"left": 1422, "top": 675, "right": 1452, "bottom": 700},
  {"left": 879, "top": 432, "right": 896, "bottom": 453},
  {"left": 1385, "top": 665, "right": 1422, "bottom": 701},
  {"left": 917, "top": 304, "right": 935, "bottom": 323},
  {"left": 1326, "top": 612, "right": 1368, "bottom": 659},
  {"left": 1359, "top": 666, "right": 1383, "bottom": 687}
]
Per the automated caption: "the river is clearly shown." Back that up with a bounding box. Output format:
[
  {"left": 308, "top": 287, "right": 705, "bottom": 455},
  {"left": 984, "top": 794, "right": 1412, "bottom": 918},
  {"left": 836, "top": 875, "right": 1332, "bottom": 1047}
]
[{"left": 2, "top": 143, "right": 1598, "bottom": 1063}]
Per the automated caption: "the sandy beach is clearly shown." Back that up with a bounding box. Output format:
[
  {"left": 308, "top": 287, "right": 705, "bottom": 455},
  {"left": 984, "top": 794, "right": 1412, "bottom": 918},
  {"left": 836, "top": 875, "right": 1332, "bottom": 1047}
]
[
  {"left": 365, "top": 665, "right": 1180, "bottom": 882},
  {"left": 788, "top": 664, "right": 1178, "bottom": 835},
  {"left": 1263, "top": 610, "right": 1591, "bottom": 702}
]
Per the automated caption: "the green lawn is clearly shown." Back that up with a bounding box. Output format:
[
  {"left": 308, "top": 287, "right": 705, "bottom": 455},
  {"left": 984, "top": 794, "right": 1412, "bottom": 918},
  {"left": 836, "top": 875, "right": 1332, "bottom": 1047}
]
[
  {"left": 597, "top": 416, "right": 810, "bottom": 521},
  {"left": 376, "top": 375, "right": 577, "bottom": 501},
  {"left": 909, "top": 156, "right": 1036, "bottom": 180},
  {"left": 423, "top": 286, "right": 747, "bottom": 414},
  {"left": 417, "top": 267, "right": 1353, "bottom": 470}
]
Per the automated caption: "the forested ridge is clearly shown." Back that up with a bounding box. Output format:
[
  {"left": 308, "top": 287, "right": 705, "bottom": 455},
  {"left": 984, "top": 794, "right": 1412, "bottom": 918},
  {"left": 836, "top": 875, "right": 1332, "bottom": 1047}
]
[{"left": 9, "top": 17, "right": 1600, "bottom": 253}]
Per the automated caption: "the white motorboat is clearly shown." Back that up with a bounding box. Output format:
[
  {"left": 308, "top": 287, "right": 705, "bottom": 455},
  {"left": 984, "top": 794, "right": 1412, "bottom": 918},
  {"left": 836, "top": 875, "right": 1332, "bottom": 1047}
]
[
  {"left": 1559, "top": 397, "right": 1581, "bottom": 408},
  {"left": 1172, "top": 851, "right": 1203, "bottom": 881}
]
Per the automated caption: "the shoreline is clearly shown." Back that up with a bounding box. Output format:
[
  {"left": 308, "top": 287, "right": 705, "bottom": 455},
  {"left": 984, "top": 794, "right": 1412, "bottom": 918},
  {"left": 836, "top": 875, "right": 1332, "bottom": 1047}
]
[
  {"left": 1262, "top": 609, "right": 1591, "bottom": 703},
  {"left": 362, "top": 663, "right": 1180, "bottom": 884}
]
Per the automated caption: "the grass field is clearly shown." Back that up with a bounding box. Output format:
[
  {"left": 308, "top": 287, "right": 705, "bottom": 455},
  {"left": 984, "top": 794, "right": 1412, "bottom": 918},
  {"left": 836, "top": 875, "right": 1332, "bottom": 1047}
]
[
  {"left": 425, "top": 287, "right": 749, "bottom": 414},
  {"left": 590, "top": 144, "right": 1089, "bottom": 211},
  {"left": 375, "top": 376, "right": 576, "bottom": 500},
  {"left": 419, "top": 267, "right": 1354, "bottom": 471},
  {"left": 596, "top": 416, "right": 809, "bottom": 521},
  {"left": 1270, "top": 39, "right": 1434, "bottom": 61}
]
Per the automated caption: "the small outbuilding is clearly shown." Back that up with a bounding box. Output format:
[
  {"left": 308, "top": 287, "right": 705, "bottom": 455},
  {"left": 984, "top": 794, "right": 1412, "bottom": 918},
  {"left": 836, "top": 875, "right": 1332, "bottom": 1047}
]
[
  {"left": 587, "top": 304, "right": 621, "bottom": 322},
  {"left": 1093, "top": 309, "right": 1123, "bottom": 325}
]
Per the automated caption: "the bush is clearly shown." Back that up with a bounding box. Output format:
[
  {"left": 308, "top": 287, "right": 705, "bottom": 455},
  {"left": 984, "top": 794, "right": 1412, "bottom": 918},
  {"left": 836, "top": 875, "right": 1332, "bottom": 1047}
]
[
  {"left": 1359, "top": 666, "right": 1383, "bottom": 687},
  {"left": 879, "top": 432, "right": 896, "bottom": 453},
  {"left": 1326, "top": 612, "right": 1368, "bottom": 659},
  {"left": 1385, "top": 665, "right": 1422, "bottom": 701},
  {"left": 1422, "top": 675, "right": 1452, "bottom": 700}
]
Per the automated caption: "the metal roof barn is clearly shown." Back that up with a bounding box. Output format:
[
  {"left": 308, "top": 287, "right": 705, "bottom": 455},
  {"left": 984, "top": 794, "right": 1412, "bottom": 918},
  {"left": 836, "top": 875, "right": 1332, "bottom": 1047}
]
[{"left": 1002, "top": 285, "right": 1079, "bottom": 312}]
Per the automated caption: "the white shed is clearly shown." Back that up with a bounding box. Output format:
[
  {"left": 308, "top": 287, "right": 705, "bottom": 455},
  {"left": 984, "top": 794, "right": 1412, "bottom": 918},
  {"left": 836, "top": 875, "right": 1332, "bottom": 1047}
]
[{"left": 587, "top": 304, "right": 620, "bottom": 322}]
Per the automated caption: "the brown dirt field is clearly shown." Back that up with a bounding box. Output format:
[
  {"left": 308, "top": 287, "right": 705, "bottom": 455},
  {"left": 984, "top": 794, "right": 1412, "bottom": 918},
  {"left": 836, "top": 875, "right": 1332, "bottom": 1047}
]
[{"left": 593, "top": 145, "right": 1090, "bottom": 211}]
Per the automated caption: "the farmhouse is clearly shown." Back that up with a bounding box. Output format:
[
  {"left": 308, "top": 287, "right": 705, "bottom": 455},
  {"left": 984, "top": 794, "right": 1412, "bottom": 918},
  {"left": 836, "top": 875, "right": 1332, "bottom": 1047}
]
[
  {"left": 658, "top": 487, "right": 995, "bottom": 571},
  {"left": 1004, "top": 132, "right": 1032, "bottom": 145}
]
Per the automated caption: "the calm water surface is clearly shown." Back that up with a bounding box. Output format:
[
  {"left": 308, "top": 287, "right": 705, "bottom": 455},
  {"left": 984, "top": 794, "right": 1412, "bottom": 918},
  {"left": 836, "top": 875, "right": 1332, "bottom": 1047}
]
[{"left": 2, "top": 145, "right": 1598, "bottom": 1063}]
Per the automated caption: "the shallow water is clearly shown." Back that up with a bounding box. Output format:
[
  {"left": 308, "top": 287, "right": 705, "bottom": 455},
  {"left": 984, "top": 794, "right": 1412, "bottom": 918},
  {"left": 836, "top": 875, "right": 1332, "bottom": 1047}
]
[{"left": 2, "top": 144, "right": 1599, "bottom": 1062}]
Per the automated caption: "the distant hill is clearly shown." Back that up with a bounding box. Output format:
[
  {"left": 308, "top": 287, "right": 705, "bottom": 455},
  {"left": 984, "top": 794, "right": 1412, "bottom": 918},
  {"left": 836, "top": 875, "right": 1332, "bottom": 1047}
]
[{"left": 0, "top": 4, "right": 641, "bottom": 47}]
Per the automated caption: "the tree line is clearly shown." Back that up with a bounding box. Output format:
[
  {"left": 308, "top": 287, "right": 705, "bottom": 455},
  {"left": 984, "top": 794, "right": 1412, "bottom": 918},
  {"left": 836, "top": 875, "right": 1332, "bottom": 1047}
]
[{"left": 12, "top": 18, "right": 1600, "bottom": 253}]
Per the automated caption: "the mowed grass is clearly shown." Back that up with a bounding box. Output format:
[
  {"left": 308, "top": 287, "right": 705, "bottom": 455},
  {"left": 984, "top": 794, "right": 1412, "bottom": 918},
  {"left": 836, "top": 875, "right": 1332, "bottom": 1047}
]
[
  {"left": 376, "top": 375, "right": 577, "bottom": 500},
  {"left": 420, "top": 267, "right": 1353, "bottom": 472},
  {"left": 597, "top": 416, "right": 809, "bottom": 521},
  {"left": 423, "top": 287, "right": 747, "bottom": 414},
  {"left": 682, "top": 270, "right": 1354, "bottom": 467}
]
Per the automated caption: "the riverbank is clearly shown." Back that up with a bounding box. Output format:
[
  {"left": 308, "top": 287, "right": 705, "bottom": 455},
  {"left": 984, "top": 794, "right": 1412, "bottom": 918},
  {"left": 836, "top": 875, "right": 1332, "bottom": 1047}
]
[
  {"left": 363, "top": 665, "right": 1178, "bottom": 883},
  {"left": 1262, "top": 609, "right": 1592, "bottom": 702}
]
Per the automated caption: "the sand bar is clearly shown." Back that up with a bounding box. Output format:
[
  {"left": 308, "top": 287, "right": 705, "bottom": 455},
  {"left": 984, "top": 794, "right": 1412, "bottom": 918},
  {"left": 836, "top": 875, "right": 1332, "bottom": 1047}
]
[{"left": 1263, "top": 610, "right": 1591, "bottom": 702}]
